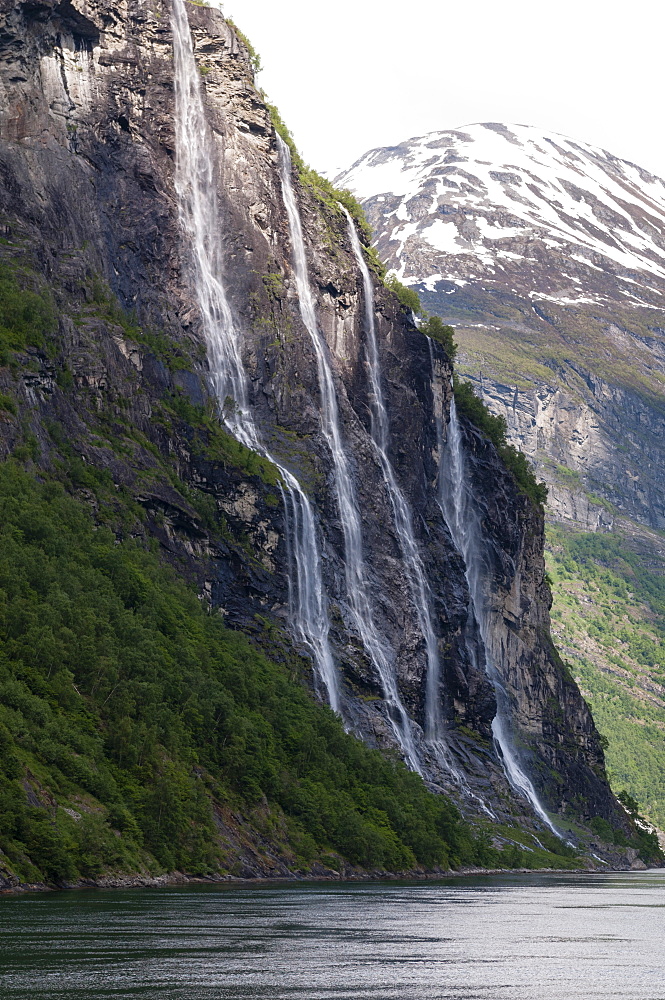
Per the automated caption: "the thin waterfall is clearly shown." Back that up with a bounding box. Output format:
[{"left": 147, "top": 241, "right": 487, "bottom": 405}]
[
  {"left": 343, "top": 209, "right": 459, "bottom": 772},
  {"left": 433, "top": 363, "right": 560, "bottom": 833},
  {"left": 276, "top": 135, "right": 420, "bottom": 772},
  {"left": 171, "top": 0, "right": 250, "bottom": 445},
  {"left": 170, "top": 0, "right": 339, "bottom": 711}
]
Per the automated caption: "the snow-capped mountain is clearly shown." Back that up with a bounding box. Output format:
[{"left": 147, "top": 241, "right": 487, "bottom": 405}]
[
  {"left": 337, "top": 124, "right": 665, "bottom": 533},
  {"left": 336, "top": 122, "right": 665, "bottom": 307}
]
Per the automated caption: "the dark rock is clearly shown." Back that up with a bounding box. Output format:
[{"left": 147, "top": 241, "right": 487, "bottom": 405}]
[{"left": 0, "top": 0, "right": 622, "bottom": 844}]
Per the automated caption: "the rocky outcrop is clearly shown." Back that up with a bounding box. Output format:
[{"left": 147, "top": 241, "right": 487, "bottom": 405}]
[
  {"left": 461, "top": 420, "right": 614, "bottom": 820},
  {"left": 0, "top": 0, "right": 624, "bottom": 836},
  {"left": 461, "top": 351, "right": 665, "bottom": 531}
]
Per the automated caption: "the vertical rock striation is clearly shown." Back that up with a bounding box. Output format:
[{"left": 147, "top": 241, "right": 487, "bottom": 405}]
[{"left": 0, "top": 1, "right": 625, "bottom": 832}]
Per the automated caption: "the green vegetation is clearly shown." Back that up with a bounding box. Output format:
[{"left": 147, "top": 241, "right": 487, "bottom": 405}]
[
  {"left": 385, "top": 275, "right": 542, "bottom": 508},
  {"left": 546, "top": 525, "right": 665, "bottom": 830},
  {"left": 420, "top": 315, "right": 457, "bottom": 360},
  {"left": 0, "top": 261, "right": 56, "bottom": 364},
  {"left": 480, "top": 822, "right": 580, "bottom": 869},
  {"left": 454, "top": 376, "right": 548, "bottom": 505},
  {"left": 164, "top": 391, "right": 281, "bottom": 488},
  {"left": 0, "top": 391, "right": 17, "bottom": 415},
  {"left": 386, "top": 274, "right": 422, "bottom": 316},
  {"left": 0, "top": 460, "right": 577, "bottom": 884},
  {"left": 430, "top": 284, "right": 665, "bottom": 411},
  {"left": 85, "top": 276, "right": 192, "bottom": 372},
  {"left": 266, "top": 104, "right": 375, "bottom": 255},
  {"left": 226, "top": 18, "right": 262, "bottom": 74},
  {"left": 0, "top": 117, "right": 623, "bottom": 884}
]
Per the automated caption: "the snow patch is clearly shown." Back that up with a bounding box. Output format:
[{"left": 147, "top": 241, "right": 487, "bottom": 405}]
[{"left": 338, "top": 123, "right": 665, "bottom": 286}]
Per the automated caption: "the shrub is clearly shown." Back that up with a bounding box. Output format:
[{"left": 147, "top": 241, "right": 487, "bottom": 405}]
[
  {"left": 453, "top": 376, "right": 547, "bottom": 506},
  {"left": 266, "top": 105, "right": 376, "bottom": 251},
  {"left": 0, "top": 263, "right": 56, "bottom": 363},
  {"left": 385, "top": 275, "right": 422, "bottom": 315},
  {"left": 227, "top": 18, "right": 262, "bottom": 74},
  {"left": 420, "top": 315, "right": 457, "bottom": 360},
  {"left": 0, "top": 391, "right": 17, "bottom": 414}
]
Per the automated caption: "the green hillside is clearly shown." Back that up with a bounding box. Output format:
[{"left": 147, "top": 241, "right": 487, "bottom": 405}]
[
  {"left": 0, "top": 458, "right": 592, "bottom": 884},
  {"left": 546, "top": 525, "right": 665, "bottom": 831},
  {"left": 0, "top": 459, "right": 490, "bottom": 882}
]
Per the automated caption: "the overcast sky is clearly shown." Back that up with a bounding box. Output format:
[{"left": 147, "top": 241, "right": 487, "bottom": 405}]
[{"left": 216, "top": 0, "right": 665, "bottom": 182}]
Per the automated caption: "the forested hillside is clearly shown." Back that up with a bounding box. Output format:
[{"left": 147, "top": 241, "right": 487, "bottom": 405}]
[
  {"left": 0, "top": 0, "right": 656, "bottom": 886},
  {"left": 0, "top": 459, "right": 592, "bottom": 884}
]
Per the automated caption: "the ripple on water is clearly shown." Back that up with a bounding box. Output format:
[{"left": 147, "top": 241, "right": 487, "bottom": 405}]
[{"left": 1, "top": 872, "right": 664, "bottom": 1000}]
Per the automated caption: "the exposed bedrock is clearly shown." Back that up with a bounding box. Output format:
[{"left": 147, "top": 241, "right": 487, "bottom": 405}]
[{"left": 0, "top": 0, "right": 626, "bottom": 833}]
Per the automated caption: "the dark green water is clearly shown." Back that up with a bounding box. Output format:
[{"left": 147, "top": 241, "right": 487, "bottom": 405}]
[{"left": 1, "top": 871, "right": 663, "bottom": 999}]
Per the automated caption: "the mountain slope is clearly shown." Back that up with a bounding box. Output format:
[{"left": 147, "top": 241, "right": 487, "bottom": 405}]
[
  {"left": 0, "top": 1, "right": 645, "bottom": 885},
  {"left": 337, "top": 122, "right": 665, "bottom": 530},
  {"left": 338, "top": 123, "right": 665, "bottom": 830}
]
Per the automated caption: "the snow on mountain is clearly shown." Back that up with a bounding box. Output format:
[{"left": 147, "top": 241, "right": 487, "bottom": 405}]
[
  {"left": 337, "top": 124, "right": 665, "bottom": 534},
  {"left": 335, "top": 123, "right": 665, "bottom": 307}
]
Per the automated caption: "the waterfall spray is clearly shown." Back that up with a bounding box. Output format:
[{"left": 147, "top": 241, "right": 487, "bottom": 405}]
[
  {"left": 433, "top": 359, "right": 560, "bottom": 834},
  {"left": 277, "top": 136, "right": 420, "bottom": 771},
  {"left": 170, "top": 0, "right": 339, "bottom": 711}
]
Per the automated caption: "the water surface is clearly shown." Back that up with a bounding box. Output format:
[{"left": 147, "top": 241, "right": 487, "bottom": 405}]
[{"left": 1, "top": 871, "right": 663, "bottom": 999}]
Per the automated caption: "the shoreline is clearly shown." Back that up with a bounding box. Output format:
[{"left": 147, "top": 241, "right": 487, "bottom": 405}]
[{"left": 2, "top": 863, "right": 645, "bottom": 896}]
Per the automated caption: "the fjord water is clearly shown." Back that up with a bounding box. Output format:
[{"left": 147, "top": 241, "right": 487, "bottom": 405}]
[
  {"left": 170, "top": 0, "right": 339, "bottom": 710},
  {"left": 277, "top": 137, "right": 419, "bottom": 770},
  {"left": 2, "top": 873, "right": 664, "bottom": 999},
  {"left": 436, "top": 390, "right": 557, "bottom": 833}
]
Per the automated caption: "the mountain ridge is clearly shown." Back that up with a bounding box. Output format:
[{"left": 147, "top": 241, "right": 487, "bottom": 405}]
[
  {"left": 337, "top": 122, "right": 665, "bottom": 531},
  {"left": 336, "top": 121, "right": 665, "bottom": 300}
]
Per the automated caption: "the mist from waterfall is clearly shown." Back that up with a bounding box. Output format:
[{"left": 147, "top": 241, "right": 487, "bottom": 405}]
[
  {"left": 434, "top": 367, "right": 560, "bottom": 834},
  {"left": 170, "top": 0, "right": 339, "bottom": 711},
  {"left": 343, "top": 210, "right": 464, "bottom": 781},
  {"left": 277, "top": 135, "right": 419, "bottom": 771}
]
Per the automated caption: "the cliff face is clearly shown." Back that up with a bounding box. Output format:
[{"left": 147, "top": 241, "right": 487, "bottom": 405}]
[
  {"left": 0, "top": 1, "right": 625, "bottom": 842},
  {"left": 447, "top": 301, "right": 665, "bottom": 534},
  {"left": 461, "top": 423, "right": 611, "bottom": 819}
]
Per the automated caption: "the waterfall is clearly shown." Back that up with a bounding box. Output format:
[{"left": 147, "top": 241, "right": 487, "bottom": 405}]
[
  {"left": 277, "top": 135, "right": 420, "bottom": 772},
  {"left": 433, "top": 367, "right": 560, "bottom": 834},
  {"left": 343, "top": 210, "right": 458, "bottom": 767},
  {"left": 170, "top": 0, "right": 339, "bottom": 711},
  {"left": 171, "top": 0, "right": 251, "bottom": 446}
]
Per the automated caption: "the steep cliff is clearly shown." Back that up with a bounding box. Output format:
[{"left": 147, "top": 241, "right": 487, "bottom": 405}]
[
  {"left": 0, "top": 1, "right": 640, "bottom": 883},
  {"left": 338, "top": 124, "right": 665, "bottom": 832}
]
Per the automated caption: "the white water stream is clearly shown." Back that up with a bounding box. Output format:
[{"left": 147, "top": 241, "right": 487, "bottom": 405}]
[
  {"left": 171, "top": 0, "right": 339, "bottom": 711},
  {"left": 277, "top": 136, "right": 420, "bottom": 771},
  {"left": 343, "top": 211, "right": 466, "bottom": 783},
  {"left": 435, "top": 373, "right": 560, "bottom": 834}
]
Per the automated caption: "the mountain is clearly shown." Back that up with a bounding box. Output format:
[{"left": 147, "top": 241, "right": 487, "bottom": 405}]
[
  {"left": 336, "top": 123, "right": 665, "bottom": 529},
  {"left": 0, "top": 4, "right": 654, "bottom": 888},
  {"left": 337, "top": 123, "right": 665, "bottom": 832}
]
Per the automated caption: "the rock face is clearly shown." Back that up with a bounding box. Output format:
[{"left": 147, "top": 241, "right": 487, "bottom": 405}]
[
  {"left": 462, "top": 422, "right": 611, "bottom": 820},
  {"left": 0, "top": 4, "right": 624, "bottom": 833},
  {"left": 336, "top": 124, "right": 665, "bottom": 531}
]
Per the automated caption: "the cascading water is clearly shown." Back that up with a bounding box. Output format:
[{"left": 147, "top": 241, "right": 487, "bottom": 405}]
[
  {"left": 170, "top": 0, "right": 339, "bottom": 711},
  {"left": 343, "top": 210, "right": 462, "bottom": 776},
  {"left": 433, "top": 365, "right": 560, "bottom": 834},
  {"left": 277, "top": 135, "right": 420, "bottom": 771}
]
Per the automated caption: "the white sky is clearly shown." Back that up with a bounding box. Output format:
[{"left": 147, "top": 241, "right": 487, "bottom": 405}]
[{"left": 215, "top": 0, "right": 665, "bottom": 182}]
